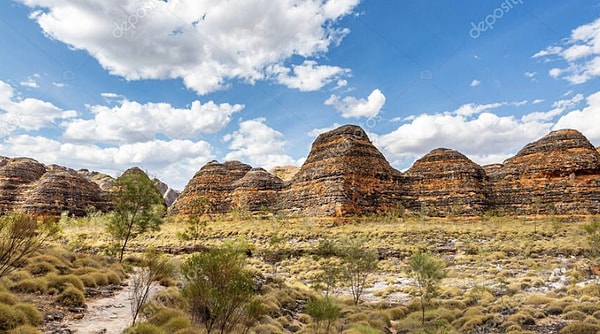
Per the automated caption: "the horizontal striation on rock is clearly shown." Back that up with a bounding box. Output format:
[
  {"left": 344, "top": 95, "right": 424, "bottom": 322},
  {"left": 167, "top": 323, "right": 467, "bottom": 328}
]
[{"left": 405, "top": 148, "right": 489, "bottom": 216}]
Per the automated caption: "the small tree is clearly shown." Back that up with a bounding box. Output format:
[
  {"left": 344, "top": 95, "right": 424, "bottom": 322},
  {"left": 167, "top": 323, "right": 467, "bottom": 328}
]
[
  {"left": 107, "top": 170, "right": 164, "bottom": 262},
  {"left": 583, "top": 217, "right": 600, "bottom": 257},
  {"left": 408, "top": 252, "right": 446, "bottom": 324},
  {"left": 130, "top": 249, "right": 175, "bottom": 325},
  {"left": 178, "top": 196, "right": 212, "bottom": 246},
  {"left": 182, "top": 245, "right": 256, "bottom": 334},
  {"left": 306, "top": 296, "right": 340, "bottom": 333},
  {"left": 340, "top": 237, "right": 378, "bottom": 305},
  {"left": 0, "top": 212, "right": 59, "bottom": 278}
]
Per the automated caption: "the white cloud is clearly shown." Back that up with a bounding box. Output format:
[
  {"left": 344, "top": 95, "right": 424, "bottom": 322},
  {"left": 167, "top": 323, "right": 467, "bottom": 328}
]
[
  {"left": 524, "top": 72, "right": 536, "bottom": 80},
  {"left": 270, "top": 60, "right": 350, "bottom": 91},
  {"left": 0, "top": 134, "right": 214, "bottom": 189},
  {"left": 63, "top": 99, "right": 243, "bottom": 144},
  {"left": 223, "top": 118, "right": 297, "bottom": 168},
  {"left": 52, "top": 82, "right": 66, "bottom": 88},
  {"left": 20, "top": 74, "right": 40, "bottom": 88},
  {"left": 325, "top": 89, "right": 385, "bottom": 118},
  {"left": 532, "top": 46, "right": 563, "bottom": 58},
  {"left": 101, "top": 92, "right": 120, "bottom": 99},
  {"left": 532, "top": 99, "right": 544, "bottom": 104},
  {"left": 470, "top": 79, "right": 481, "bottom": 87},
  {"left": 554, "top": 90, "right": 600, "bottom": 142},
  {"left": 534, "top": 18, "right": 600, "bottom": 84},
  {"left": 374, "top": 102, "right": 558, "bottom": 170},
  {"left": 453, "top": 102, "right": 503, "bottom": 117},
  {"left": 308, "top": 123, "right": 342, "bottom": 137},
  {"left": 0, "top": 80, "right": 77, "bottom": 135},
  {"left": 19, "top": 0, "right": 359, "bottom": 95},
  {"left": 520, "top": 93, "right": 583, "bottom": 122}
]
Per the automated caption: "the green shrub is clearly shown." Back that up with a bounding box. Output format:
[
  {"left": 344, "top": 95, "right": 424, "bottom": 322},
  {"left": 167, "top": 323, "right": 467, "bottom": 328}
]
[
  {"left": 252, "top": 324, "right": 284, "bottom": 334},
  {"left": 124, "top": 323, "right": 166, "bottom": 334},
  {"left": 6, "top": 271, "right": 31, "bottom": 283},
  {"left": 0, "top": 303, "right": 20, "bottom": 331},
  {"left": 46, "top": 273, "right": 85, "bottom": 293},
  {"left": 8, "top": 325, "right": 42, "bottom": 334},
  {"left": 10, "top": 278, "right": 47, "bottom": 294},
  {"left": 148, "top": 308, "right": 187, "bottom": 327},
  {"left": 559, "top": 322, "right": 600, "bottom": 334},
  {"left": 14, "top": 304, "right": 42, "bottom": 326},
  {"left": 106, "top": 270, "right": 122, "bottom": 285},
  {"left": 564, "top": 302, "right": 599, "bottom": 315},
  {"left": 563, "top": 310, "right": 588, "bottom": 321},
  {"left": 0, "top": 291, "right": 18, "bottom": 305},
  {"left": 55, "top": 286, "right": 85, "bottom": 308},
  {"left": 24, "top": 262, "right": 56, "bottom": 276},
  {"left": 162, "top": 316, "right": 191, "bottom": 332}
]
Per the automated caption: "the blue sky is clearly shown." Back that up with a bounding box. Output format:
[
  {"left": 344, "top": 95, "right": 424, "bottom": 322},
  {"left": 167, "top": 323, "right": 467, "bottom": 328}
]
[{"left": 1, "top": 0, "right": 600, "bottom": 189}]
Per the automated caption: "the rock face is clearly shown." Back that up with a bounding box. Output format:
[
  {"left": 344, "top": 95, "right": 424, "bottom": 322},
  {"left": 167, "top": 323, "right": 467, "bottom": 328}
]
[
  {"left": 282, "top": 125, "right": 404, "bottom": 216},
  {"left": 153, "top": 178, "right": 180, "bottom": 207},
  {"left": 488, "top": 129, "right": 600, "bottom": 214},
  {"left": 0, "top": 157, "right": 47, "bottom": 213},
  {"left": 0, "top": 158, "right": 111, "bottom": 216},
  {"left": 405, "top": 148, "right": 489, "bottom": 216},
  {"left": 270, "top": 166, "right": 299, "bottom": 182},
  {"left": 170, "top": 161, "right": 253, "bottom": 215},
  {"left": 231, "top": 168, "right": 285, "bottom": 212},
  {"left": 77, "top": 169, "right": 115, "bottom": 191},
  {"left": 20, "top": 166, "right": 112, "bottom": 216}
]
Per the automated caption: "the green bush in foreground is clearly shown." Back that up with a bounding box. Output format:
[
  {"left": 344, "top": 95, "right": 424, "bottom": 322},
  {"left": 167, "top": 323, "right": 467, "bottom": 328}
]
[{"left": 54, "top": 286, "right": 85, "bottom": 308}]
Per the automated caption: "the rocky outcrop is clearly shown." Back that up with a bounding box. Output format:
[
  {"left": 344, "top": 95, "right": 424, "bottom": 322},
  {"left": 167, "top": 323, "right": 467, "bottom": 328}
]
[
  {"left": 77, "top": 169, "right": 115, "bottom": 190},
  {"left": 282, "top": 125, "right": 404, "bottom": 216},
  {"left": 0, "top": 157, "right": 47, "bottom": 213},
  {"left": 153, "top": 178, "right": 180, "bottom": 207},
  {"left": 405, "top": 148, "right": 489, "bottom": 216},
  {"left": 20, "top": 166, "right": 112, "bottom": 216},
  {"left": 231, "top": 168, "right": 285, "bottom": 212},
  {"left": 270, "top": 166, "right": 299, "bottom": 182},
  {"left": 488, "top": 129, "right": 600, "bottom": 214},
  {"left": 0, "top": 158, "right": 111, "bottom": 216},
  {"left": 170, "top": 161, "right": 252, "bottom": 215}
]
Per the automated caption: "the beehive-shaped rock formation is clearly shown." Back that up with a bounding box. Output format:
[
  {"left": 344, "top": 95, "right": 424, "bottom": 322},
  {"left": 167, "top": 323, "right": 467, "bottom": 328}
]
[
  {"left": 20, "top": 165, "right": 111, "bottom": 216},
  {"left": 405, "top": 148, "right": 489, "bottom": 216},
  {"left": 0, "top": 158, "right": 111, "bottom": 216},
  {"left": 488, "top": 129, "right": 600, "bottom": 214},
  {"left": 171, "top": 160, "right": 252, "bottom": 215},
  {"left": 231, "top": 168, "right": 285, "bottom": 212},
  {"left": 0, "top": 157, "right": 47, "bottom": 213},
  {"left": 282, "top": 125, "right": 404, "bottom": 216}
]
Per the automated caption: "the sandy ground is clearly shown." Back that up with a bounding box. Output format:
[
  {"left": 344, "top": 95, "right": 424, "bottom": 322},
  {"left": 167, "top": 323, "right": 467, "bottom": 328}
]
[{"left": 63, "top": 280, "right": 162, "bottom": 334}]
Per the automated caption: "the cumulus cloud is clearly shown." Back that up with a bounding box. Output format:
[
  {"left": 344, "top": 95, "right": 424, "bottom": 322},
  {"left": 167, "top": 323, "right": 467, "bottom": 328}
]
[
  {"left": 223, "top": 118, "right": 298, "bottom": 168},
  {"left": 19, "top": 0, "right": 359, "bottom": 95},
  {"left": 325, "top": 89, "right": 385, "bottom": 118},
  {"left": 63, "top": 99, "right": 243, "bottom": 144},
  {"left": 470, "top": 79, "right": 481, "bottom": 87},
  {"left": 374, "top": 101, "right": 556, "bottom": 170},
  {"left": 554, "top": 90, "right": 600, "bottom": 142},
  {"left": 270, "top": 60, "right": 350, "bottom": 91},
  {"left": 534, "top": 18, "right": 600, "bottom": 84},
  {"left": 0, "top": 80, "right": 77, "bottom": 135},
  {"left": 0, "top": 134, "right": 214, "bottom": 189}
]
